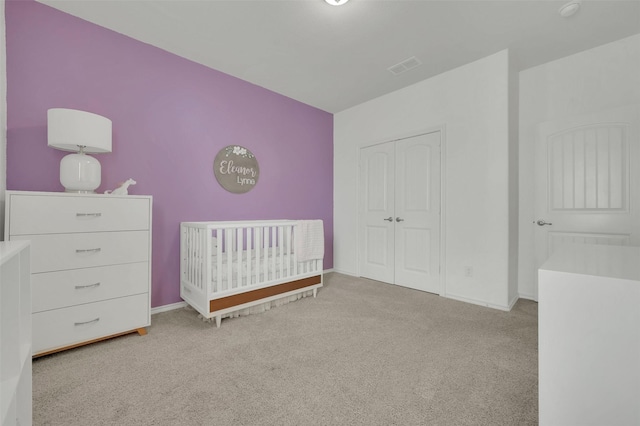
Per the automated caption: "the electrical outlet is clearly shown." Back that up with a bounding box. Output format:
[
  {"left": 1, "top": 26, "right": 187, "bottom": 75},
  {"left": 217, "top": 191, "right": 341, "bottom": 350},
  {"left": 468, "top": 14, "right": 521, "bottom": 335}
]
[{"left": 464, "top": 266, "right": 473, "bottom": 277}]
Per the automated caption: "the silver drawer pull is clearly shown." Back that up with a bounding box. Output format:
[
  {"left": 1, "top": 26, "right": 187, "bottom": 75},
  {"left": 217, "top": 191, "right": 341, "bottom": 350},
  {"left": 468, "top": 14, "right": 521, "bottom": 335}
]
[
  {"left": 74, "top": 318, "right": 100, "bottom": 326},
  {"left": 75, "top": 248, "right": 102, "bottom": 254},
  {"left": 75, "top": 282, "right": 101, "bottom": 290},
  {"left": 76, "top": 213, "right": 102, "bottom": 217}
]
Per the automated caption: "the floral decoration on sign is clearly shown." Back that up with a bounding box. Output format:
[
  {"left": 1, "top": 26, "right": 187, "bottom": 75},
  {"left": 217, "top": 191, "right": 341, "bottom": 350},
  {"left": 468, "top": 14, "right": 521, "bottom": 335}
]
[{"left": 225, "top": 145, "right": 254, "bottom": 159}]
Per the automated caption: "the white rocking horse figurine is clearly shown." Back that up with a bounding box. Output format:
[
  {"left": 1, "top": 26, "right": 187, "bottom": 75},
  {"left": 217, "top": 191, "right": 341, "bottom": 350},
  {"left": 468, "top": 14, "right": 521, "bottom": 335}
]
[{"left": 104, "top": 178, "right": 137, "bottom": 195}]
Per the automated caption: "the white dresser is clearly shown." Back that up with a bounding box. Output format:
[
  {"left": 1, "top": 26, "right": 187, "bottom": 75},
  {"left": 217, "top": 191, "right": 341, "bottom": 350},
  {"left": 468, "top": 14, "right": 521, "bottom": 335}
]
[
  {"left": 539, "top": 243, "right": 640, "bottom": 426},
  {"left": 4, "top": 191, "right": 152, "bottom": 357},
  {"left": 0, "top": 240, "right": 31, "bottom": 426}
]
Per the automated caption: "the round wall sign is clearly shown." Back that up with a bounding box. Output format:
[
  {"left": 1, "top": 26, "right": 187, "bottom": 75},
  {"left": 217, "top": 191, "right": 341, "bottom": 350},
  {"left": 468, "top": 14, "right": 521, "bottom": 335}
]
[{"left": 213, "top": 145, "right": 260, "bottom": 194}]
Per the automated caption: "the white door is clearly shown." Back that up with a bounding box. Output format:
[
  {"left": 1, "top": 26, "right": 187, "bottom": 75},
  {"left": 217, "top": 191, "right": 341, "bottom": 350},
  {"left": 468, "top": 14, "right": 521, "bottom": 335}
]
[
  {"left": 533, "top": 104, "right": 640, "bottom": 296},
  {"left": 360, "top": 131, "right": 441, "bottom": 294}
]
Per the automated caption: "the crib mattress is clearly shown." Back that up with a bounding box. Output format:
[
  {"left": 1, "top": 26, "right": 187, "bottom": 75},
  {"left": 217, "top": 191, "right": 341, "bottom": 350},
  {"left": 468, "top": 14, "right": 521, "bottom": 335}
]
[{"left": 211, "top": 250, "right": 296, "bottom": 291}]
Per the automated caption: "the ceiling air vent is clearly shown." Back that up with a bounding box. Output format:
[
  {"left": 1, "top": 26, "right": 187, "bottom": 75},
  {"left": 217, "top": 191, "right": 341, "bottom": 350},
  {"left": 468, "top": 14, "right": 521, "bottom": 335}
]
[{"left": 388, "top": 56, "right": 422, "bottom": 75}]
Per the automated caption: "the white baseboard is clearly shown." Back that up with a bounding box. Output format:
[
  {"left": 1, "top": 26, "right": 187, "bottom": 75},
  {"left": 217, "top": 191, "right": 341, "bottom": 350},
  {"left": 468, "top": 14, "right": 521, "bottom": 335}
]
[
  {"left": 518, "top": 292, "right": 538, "bottom": 302},
  {"left": 444, "top": 292, "right": 511, "bottom": 312},
  {"left": 331, "top": 268, "right": 357, "bottom": 277},
  {"left": 324, "top": 270, "right": 525, "bottom": 312},
  {"left": 151, "top": 301, "right": 187, "bottom": 315}
]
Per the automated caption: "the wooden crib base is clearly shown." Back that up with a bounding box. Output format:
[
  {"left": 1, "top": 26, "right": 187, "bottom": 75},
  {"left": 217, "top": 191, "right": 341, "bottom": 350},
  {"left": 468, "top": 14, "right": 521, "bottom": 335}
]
[{"left": 209, "top": 275, "right": 322, "bottom": 327}]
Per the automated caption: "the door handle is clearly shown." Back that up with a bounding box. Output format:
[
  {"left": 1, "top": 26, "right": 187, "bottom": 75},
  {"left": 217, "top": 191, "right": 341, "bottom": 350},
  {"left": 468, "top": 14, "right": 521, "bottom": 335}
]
[
  {"left": 396, "top": 217, "right": 404, "bottom": 222},
  {"left": 383, "top": 217, "right": 393, "bottom": 222},
  {"left": 535, "top": 219, "right": 553, "bottom": 226}
]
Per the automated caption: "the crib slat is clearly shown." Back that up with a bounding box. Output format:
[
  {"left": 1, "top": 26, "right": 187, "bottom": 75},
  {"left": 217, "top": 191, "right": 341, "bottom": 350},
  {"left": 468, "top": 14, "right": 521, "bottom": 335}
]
[
  {"left": 253, "top": 227, "right": 262, "bottom": 283},
  {"left": 204, "top": 227, "right": 212, "bottom": 292},
  {"left": 225, "top": 228, "right": 233, "bottom": 290},
  {"left": 198, "top": 228, "right": 202, "bottom": 288},
  {"left": 285, "top": 225, "right": 291, "bottom": 278},
  {"left": 191, "top": 228, "right": 195, "bottom": 287},
  {"left": 184, "top": 227, "right": 188, "bottom": 284},
  {"left": 293, "top": 224, "right": 298, "bottom": 276},
  {"left": 246, "top": 227, "right": 252, "bottom": 287},
  {"left": 196, "top": 228, "right": 201, "bottom": 287},
  {"left": 237, "top": 227, "right": 243, "bottom": 287},
  {"left": 263, "top": 226, "right": 269, "bottom": 281},
  {"left": 191, "top": 228, "right": 196, "bottom": 286},
  {"left": 196, "top": 228, "right": 201, "bottom": 288},
  {"left": 270, "top": 226, "right": 276, "bottom": 281},
  {"left": 185, "top": 227, "right": 189, "bottom": 284},
  {"left": 193, "top": 227, "right": 198, "bottom": 287},
  {"left": 195, "top": 228, "right": 198, "bottom": 286},
  {"left": 202, "top": 228, "right": 207, "bottom": 289},
  {"left": 278, "top": 226, "right": 283, "bottom": 279},
  {"left": 197, "top": 228, "right": 201, "bottom": 287},
  {"left": 216, "top": 228, "right": 223, "bottom": 293}
]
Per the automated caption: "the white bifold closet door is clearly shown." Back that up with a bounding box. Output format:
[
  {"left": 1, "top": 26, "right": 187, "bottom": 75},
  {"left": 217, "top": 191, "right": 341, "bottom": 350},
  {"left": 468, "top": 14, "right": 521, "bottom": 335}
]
[{"left": 359, "top": 131, "right": 441, "bottom": 294}]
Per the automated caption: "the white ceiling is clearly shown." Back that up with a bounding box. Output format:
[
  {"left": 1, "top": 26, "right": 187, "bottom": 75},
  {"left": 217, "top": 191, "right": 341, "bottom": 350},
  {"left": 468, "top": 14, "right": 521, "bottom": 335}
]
[{"left": 37, "top": 0, "right": 640, "bottom": 113}]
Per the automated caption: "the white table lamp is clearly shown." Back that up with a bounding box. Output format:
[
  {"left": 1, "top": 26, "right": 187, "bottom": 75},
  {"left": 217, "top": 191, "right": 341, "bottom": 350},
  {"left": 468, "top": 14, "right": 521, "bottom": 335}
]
[{"left": 47, "top": 108, "right": 112, "bottom": 193}]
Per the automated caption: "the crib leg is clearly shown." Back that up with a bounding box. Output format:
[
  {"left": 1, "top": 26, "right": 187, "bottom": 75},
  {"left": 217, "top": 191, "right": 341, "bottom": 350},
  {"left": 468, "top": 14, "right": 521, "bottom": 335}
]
[
  {"left": 313, "top": 288, "right": 317, "bottom": 298},
  {"left": 215, "top": 315, "right": 221, "bottom": 328}
]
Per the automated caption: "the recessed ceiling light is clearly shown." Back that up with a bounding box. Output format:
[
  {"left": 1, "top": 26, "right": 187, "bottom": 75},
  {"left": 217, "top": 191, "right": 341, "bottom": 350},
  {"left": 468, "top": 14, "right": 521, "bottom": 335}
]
[
  {"left": 559, "top": 1, "right": 581, "bottom": 18},
  {"left": 325, "top": 0, "right": 349, "bottom": 6}
]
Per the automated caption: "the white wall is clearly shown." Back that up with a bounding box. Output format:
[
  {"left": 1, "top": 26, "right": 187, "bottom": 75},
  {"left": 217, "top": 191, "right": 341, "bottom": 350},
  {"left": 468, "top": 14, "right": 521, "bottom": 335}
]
[
  {"left": 508, "top": 53, "right": 519, "bottom": 305},
  {"left": 1, "top": 0, "right": 7, "bottom": 241},
  {"left": 334, "top": 50, "right": 515, "bottom": 310},
  {"left": 518, "top": 34, "right": 640, "bottom": 300}
]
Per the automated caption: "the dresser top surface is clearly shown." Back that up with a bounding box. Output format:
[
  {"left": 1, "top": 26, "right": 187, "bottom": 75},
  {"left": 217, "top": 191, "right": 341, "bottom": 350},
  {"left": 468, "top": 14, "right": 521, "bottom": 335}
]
[
  {"left": 6, "top": 190, "right": 152, "bottom": 200},
  {"left": 540, "top": 243, "right": 640, "bottom": 282},
  {"left": 0, "top": 240, "right": 30, "bottom": 265}
]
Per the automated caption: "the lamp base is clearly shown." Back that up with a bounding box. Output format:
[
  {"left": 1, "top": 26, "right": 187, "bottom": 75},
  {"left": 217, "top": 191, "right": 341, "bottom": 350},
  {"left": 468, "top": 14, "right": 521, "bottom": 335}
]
[
  {"left": 60, "top": 152, "right": 102, "bottom": 193},
  {"left": 65, "top": 189, "right": 97, "bottom": 194}
]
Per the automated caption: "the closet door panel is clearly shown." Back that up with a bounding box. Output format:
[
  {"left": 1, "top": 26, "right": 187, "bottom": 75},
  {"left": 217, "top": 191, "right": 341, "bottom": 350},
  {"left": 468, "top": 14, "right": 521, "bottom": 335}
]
[
  {"left": 395, "top": 132, "right": 441, "bottom": 293},
  {"left": 359, "top": 143, "right": 395, "bottom": 283}
]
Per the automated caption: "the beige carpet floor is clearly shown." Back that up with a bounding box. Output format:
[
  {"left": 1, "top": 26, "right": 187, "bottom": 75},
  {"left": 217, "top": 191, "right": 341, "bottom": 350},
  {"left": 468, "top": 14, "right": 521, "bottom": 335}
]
[{"left": 32, "top": 272, "right": 538, "bottom": 425}]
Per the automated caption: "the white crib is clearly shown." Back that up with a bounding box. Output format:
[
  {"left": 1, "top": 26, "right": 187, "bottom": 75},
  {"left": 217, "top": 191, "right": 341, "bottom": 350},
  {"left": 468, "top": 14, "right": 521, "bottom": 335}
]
[{"left": 180, "top": 220, "right": 323, "bottom": 327}]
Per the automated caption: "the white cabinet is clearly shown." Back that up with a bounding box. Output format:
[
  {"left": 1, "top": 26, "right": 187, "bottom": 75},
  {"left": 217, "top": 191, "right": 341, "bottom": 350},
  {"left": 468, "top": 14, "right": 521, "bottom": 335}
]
[
  {"left": 539, "top": 243, "right": 640, "bottom": 426},
  {"left": 4, "top": 191, "right": 152, "bottom": 357},
  {"left": 1, "top": 240, "right": 32, "bottom": 426}
]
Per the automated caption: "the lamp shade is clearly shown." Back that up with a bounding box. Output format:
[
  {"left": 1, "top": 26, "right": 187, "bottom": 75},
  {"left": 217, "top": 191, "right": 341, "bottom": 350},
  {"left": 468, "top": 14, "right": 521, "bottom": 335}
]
[
  {"left": 47, "top": 108, "right": 112, "bottom": 193},
  {"left": 47, "top": 108, "right": 112, "bottom": 153}
]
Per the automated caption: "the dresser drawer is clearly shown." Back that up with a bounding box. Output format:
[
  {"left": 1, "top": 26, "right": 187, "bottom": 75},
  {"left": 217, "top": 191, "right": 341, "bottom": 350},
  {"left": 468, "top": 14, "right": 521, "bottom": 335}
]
[
  {"left": 13, "top": 231, "right": 149, "bottom": 273},
  {"left": 32, "top": 262, "right": 149, "bottom": 313},
  {"left": 8, "top": 193, "right": 150, "bottom": 235},
  {"left": 32, "top": 293, "right": 149, "bottom": 354}
]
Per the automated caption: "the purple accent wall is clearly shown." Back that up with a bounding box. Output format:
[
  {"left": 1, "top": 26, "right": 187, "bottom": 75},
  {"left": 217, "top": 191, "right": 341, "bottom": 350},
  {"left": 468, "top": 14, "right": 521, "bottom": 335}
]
[{"left": 5, "top": 0, "right": 334, "bottom": 308}]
